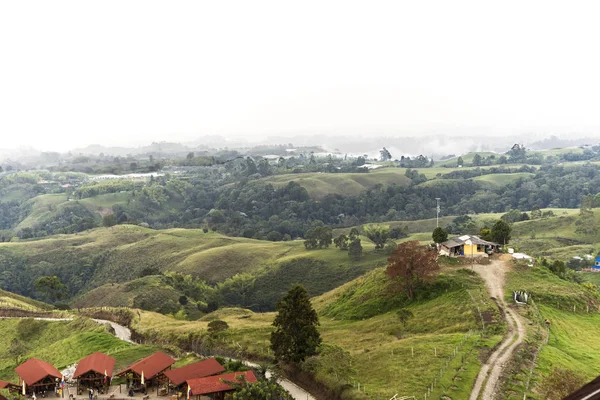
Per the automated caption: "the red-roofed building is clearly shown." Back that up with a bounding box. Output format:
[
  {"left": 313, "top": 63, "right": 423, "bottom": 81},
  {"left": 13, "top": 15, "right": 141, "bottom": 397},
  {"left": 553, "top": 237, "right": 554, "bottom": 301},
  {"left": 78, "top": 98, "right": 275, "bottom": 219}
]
[
  {"left": 117, "top": 352, "right": 175, "bottom": 394},
  {"left": 0, "top": 380, "right": 20, "bottom": 394},
  {"left": 15, "top": 359, "right": 62, "bottom": 395},
  {"left": 73, "top": 352, "right": 116, "bottom": 394},
  {"left": 164, "top": 359, "right": 225, "bottom": 388},
  {"left": 187, "top": 371, "right": 257, "bottom": 400}
]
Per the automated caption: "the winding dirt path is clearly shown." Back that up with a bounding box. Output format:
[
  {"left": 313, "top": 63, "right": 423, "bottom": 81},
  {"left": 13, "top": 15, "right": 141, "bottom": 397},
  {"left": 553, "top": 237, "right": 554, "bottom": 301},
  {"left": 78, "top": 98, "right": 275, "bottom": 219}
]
[{"left": 469, "top": 260, "right": 527, "bottom": 400}]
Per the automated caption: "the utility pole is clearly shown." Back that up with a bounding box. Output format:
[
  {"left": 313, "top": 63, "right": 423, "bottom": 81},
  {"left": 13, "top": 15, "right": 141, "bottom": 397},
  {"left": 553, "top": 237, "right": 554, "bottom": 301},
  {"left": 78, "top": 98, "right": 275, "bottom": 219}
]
[{"left": 435, "top": 198, "right": 441, "bottom": 227}]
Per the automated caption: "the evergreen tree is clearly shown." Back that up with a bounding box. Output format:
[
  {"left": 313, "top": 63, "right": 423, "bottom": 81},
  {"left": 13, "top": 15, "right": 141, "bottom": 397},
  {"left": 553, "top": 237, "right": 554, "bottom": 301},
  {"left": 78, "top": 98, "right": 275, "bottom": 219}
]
[
  {"left": 270, "top": 285, "right": 322, "bottom": 364},
  {"left": 457, "top": 156, "right": 464, "bottom": 166},
  {"left": 491, "top": 219, "right": 511, "bottom": 244}
]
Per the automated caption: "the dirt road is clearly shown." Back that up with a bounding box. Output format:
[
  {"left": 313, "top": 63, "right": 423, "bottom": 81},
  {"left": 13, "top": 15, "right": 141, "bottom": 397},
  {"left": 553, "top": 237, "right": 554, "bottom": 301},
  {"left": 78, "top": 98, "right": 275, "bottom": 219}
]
[{"left": 469, "top": 260, "right": 526, "bottom": 400}]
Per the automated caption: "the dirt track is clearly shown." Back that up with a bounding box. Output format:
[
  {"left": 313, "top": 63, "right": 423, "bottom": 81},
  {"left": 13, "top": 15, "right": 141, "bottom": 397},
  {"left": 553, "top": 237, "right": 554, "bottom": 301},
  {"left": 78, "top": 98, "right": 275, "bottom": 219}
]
[{"left": 469, "top": 260, "right": 527, "bottom": 400}]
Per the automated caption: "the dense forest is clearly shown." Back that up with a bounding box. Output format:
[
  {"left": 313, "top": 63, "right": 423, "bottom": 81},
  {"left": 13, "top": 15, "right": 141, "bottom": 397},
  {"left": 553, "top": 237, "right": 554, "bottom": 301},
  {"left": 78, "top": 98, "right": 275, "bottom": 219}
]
[{"left": 0, "top": 144, "right": 600, "bottom": 241}]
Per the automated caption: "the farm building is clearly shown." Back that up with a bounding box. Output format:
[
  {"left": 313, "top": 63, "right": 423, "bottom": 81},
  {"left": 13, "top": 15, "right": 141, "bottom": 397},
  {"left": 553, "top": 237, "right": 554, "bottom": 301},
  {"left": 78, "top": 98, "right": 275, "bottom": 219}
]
[
  {"left": 15, "top": 358, "right": 62, "bottom": 396},
  {"left": 164, "top": 358, "right": 225, "bottom": 391},
  {"left": 187, "top": 370, "right": 257, "bottom": 400},
  {"left": 439, "top": 235, "right": 500, "bottom": 258},
  {"left": 0, "top": 380, "right": 21, "bottom": 394},
  {"left": 116, "top": 352, "right": 175, "bottom": 395},
  {"left": 73, "top": 352, "right": 116, "bottom": 394}
]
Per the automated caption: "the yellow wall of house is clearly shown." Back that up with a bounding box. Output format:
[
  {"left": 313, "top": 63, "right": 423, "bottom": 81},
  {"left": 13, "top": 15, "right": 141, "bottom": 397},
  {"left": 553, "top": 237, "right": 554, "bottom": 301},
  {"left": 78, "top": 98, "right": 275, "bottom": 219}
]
[{"left": 463, "top": 243, "right": 486, "bottom": 256}]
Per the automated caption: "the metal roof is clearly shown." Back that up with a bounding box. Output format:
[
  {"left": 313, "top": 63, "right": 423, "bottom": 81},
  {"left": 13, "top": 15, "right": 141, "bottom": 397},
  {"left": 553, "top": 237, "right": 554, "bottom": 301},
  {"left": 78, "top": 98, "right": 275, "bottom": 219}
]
[
  {"left": 117, "top": 352, "right": 175, "bottom": 379},
  {"left": 73, "top": 352, "right": 116, "bottom": 379},
  {"left": 441, "top": 235, "right": 498, "bottom": 248},
  {"left": 187, "top": 371, "right": 257, "bottom": 396},
  {"left": 15, "top": 359, "right": 62, "bottom": 386},
  {"left": 164, "top": 359, "right": 225, "bottom": 386}
]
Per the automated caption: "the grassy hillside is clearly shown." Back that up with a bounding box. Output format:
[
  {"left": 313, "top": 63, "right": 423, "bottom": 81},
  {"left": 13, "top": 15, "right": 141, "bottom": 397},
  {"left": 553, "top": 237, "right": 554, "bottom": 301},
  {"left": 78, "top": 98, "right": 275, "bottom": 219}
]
[
  {"left": 510, "top": 209, "right": 600, "bottom": 259},
  {"left": 472, "top": 172, "right": 535, "bottom": 187},
  {"left": 435, "top": 152, "right": 500, "bottom": 167},
  {"left": 0, "top": 225, "right": 389, "bottom": 312},
  {"left": 0, "top": 318, "right": 160, "bottom": 382},
  {"left": 16, "top": 194, "right": 69, "bottom": 230},
  {"left": 0, "top": 289, "right": 53, "bottom": 311},
  {"left": 261, "top": 169, "right": 412, "bottom": 199},
  {"left": 504, "top": 264, "right": 600, "bottom": 396},
  {"left": 131, "top": 267, "right": 503, "bottom": 399}
]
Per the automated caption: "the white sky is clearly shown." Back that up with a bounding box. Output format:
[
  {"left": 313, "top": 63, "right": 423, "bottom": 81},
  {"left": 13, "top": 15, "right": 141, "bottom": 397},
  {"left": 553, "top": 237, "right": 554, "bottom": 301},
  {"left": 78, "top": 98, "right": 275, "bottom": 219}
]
[{"left": 1, "top": 0, "right": 600, "bottom": 150}]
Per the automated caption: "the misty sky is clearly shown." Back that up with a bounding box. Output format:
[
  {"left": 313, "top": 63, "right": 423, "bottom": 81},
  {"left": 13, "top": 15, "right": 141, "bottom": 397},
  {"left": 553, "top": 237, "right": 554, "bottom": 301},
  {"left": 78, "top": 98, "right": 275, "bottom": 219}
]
[{"left": 1, "top": 1, "right": 600, "bottom": 151}]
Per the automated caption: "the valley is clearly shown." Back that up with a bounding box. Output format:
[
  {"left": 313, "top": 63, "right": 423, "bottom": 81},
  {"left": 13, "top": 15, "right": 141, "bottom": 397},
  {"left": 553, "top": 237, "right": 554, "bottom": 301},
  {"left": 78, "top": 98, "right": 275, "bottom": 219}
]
[{"left": 0, "top": 144, "right": 599, "bottom": 399}]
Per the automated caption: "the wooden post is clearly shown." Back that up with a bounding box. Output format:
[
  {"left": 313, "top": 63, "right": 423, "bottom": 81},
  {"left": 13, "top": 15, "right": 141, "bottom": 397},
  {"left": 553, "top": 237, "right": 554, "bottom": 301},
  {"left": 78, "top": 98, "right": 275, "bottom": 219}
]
[{"left": 434, "top": 347, "right": 437, "bottom": 357}]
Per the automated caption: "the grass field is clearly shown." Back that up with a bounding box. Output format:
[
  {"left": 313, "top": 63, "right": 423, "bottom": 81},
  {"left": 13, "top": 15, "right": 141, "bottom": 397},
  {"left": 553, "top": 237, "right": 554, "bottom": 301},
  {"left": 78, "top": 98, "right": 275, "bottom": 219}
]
[
  {"left": 435, "top": 152, "right": 500, "bottom": 167},
  {"left": 0, "top": 289, "right": 53, "bottom": 311},
  {"left": 16, "top": 194, "right": 68, "bottom": 230},
  {"left": 78, "top": 192, "right": 131, "bottom": 214},
  {"left": 130, "top": 267, "right": 503, "bottom": 399},
  {"left": 261, "top": 169, "right": 412, "bottom": 199},
  {"left": 473, "top": 172, "right": 535, "bottom": 186},
  {"left": 259, "top": 166, "right": 529, "bottom": 199},
  {"left": 3, "top": 225, "right": 388, "bottom": 312},
  {"left": 504, "top": 264, "right": 600, "bottom": 394},
  {"left": 0, "top": 318, "right": 160, "bottom": 382}
]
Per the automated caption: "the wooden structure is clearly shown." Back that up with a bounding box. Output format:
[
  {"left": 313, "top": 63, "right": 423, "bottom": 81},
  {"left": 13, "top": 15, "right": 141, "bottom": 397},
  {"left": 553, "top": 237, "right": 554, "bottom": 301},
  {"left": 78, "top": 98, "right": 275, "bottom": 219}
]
[
  {"left": 116, "top": 352, "right": 175, "bottom": 395},
  {"left": 15, "top": 359, "right": 62, "bottom": 396},
  {"left": 187, "top": 371, "right": 257, "bottom": 400},
  {"left": 73, "top": 352, "right": 116, "bottom": 395},
  {"left": 164, "top": 359, "right": 225, "bottom": 395},
  {"left": 0, "top": 380, "right": 21, "bottom": 394}
]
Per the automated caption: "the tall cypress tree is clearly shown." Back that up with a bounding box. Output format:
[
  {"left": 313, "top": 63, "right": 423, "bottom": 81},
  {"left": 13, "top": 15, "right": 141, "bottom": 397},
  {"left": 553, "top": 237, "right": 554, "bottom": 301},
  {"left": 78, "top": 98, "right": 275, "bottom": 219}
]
[{"left": 270, "top": 285, "right": 321, "bottom": 363}]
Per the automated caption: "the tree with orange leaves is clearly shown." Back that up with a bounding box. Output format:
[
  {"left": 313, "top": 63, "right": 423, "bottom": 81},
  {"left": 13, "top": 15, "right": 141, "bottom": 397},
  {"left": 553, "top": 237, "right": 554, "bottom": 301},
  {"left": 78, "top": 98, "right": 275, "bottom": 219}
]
[{"left": 386, "top": 241, "right": 439, "bottom": 300}]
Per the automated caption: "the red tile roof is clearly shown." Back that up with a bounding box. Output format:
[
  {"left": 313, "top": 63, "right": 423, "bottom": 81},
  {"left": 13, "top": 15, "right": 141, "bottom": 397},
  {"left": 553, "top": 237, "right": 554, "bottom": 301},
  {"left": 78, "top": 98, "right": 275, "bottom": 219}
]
[
  {"left": 164, "top": 359, "right": 225, "bottom": 386},
  {"left": 0, "top": 380, "right": 18, "bottom": 389},
  {"left": 15, "top": 359, "right": 62, "bottom": 386},
  {"left": 187, "top": 371, "right": 257, "bottom": 396},
  {"left": 73, "top": 352, "right": 116, "bottom": 379},
  {"left": 117, "top": 352, "right": 175, "bottom": 379}
]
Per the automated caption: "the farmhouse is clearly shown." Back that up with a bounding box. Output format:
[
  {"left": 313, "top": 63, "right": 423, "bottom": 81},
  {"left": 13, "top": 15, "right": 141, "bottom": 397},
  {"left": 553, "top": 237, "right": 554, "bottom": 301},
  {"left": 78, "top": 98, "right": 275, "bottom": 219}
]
[
  {"left": 164, "top": 358, "right": 225, "bottom": 391},
  {"left": 187, "top": 370, "right": 257, "bottom": 400},
  {"left": 116, "top": 351, "right": 175, "bottom": 394},
  {"left": 73, "top": 352, "right": 115, "bottom": 394},
  {"left": 439, "top": 235, "right": 500, "bottom": 257},
  {"left": 15, "top": 358, "right": 62, "bottom": 396}
]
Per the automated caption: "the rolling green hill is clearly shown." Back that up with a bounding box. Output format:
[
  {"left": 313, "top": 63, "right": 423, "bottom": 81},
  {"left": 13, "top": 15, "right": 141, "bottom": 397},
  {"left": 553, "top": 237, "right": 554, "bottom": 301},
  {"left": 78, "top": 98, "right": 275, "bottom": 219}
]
[
  {"left": 504, "top": 264, "right": 600, "bottom": 395},
  {"left": 436, "top": 152, "right": 499, "bottom": 167},
  {"left": 130, "top": 266, "right": 502, "bottom": 399},
  {"left": 472, "top": 172, "right": 535, "bottom": 187},
  {"left": 260, "top": 169, "right": 412, "bottom": 199},
  {"left": 0, "top": 225, "right": 389, "bottom": 313},
  {"left": 0, "top": 288, "right": 53, "bottom": 312}
]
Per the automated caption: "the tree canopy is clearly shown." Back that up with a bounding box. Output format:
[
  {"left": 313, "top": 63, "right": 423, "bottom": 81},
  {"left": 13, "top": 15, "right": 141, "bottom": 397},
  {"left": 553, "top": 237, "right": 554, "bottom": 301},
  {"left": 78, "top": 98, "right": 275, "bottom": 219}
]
[
  {"left": 363, "top": 224, "right": 390, "bottom": 249},
  {"left": 386, "top": 241, "right": 439, "bottom": 300},
  {"left": 34, "top": 275, "right": 67, "bottom": 303},
  {"left": 491, "top": 219, "right": 511, "bottom": 244},
  {"left": 431, "top": 227, "right": 448, "bottom": 243},
  {"left": 270, "top": 285, "right": 322, "bottom": 364}
]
